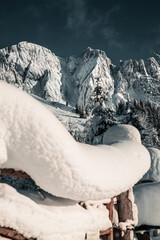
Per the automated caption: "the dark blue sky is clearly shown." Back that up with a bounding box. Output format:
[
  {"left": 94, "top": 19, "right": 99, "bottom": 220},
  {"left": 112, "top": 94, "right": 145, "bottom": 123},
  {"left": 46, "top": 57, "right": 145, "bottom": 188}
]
[{"left": 0, "top": 0, "right": 160, "bottom": 64}]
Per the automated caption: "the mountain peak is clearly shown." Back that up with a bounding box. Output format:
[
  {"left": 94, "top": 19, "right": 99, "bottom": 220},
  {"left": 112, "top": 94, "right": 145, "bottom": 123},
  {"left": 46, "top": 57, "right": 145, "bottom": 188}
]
[
  {"left": 0, "top": 41, "right": 159, "bottom": 112},
  {"left": 81, "top": 46, "right": 108, "bottom": 59}
]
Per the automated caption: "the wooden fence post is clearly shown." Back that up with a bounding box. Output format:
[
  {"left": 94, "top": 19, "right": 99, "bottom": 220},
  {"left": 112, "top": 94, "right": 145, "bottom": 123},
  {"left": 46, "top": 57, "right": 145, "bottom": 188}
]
[
  {"left": 116, "top": 189, "right": 135, "bottom": 240},
  {"left": 100, "top": 198, "right": 113, "bottom": 240}
]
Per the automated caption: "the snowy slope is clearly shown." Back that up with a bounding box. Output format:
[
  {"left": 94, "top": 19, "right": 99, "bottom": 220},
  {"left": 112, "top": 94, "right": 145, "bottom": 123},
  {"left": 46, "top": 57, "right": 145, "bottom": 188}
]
[
  {"left": 32, "top": 94, "right": 87, "bottom": 134},
  {"left": 0, "top": 41, "right": 159, "bottom": 112},
  {"left": 0, "top": 82, "right": 150, "bottom": 201}
]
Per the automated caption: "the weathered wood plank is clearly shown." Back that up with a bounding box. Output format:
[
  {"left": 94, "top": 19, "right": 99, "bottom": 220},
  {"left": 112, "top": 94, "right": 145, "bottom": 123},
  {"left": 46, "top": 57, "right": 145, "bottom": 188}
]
[
  {"left": 0, "top": 227, "right": 36, "bottom": 240},
  {"left": 117, "top": 190, "right": 133, "bottom": 222},
  {"left": 136, "top": 232, "right": 150, "bottom": 240},
  {"left": 116, "top": 190, "right": 134, "bottom": 240},
  {"left": 0, "top": 168, "right": 31, "bottom": 179}
]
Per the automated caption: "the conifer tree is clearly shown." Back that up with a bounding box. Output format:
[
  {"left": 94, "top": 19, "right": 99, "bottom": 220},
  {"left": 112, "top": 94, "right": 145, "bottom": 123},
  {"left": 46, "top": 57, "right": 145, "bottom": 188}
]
[{"left": 89, "top": 78, "right": 114, "bottom": 142}]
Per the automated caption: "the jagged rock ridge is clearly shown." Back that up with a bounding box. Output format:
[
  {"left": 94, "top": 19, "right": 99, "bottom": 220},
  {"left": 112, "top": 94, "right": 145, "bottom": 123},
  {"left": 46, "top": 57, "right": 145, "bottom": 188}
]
[{"left": 0, "top": 41, "right": 159, "bottom": 110}]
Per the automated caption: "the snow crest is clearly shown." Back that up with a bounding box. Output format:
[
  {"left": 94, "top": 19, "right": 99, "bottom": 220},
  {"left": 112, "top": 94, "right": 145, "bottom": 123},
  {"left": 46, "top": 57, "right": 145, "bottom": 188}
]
[{"left": 0, "top": 82, "right": 150, "bottom": 201}]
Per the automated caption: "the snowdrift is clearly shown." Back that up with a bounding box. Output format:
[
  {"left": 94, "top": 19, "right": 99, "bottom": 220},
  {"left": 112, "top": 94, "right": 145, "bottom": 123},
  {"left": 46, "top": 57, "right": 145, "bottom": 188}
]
[
  {"left": 134, "top": 182, "right": 160, "bottom": 226},
  {"left": 0, "top": 184, "right": 111, "bottom": 240},
  {"left": 141, "top": 148, "right": 160, "bottom": 182},
  {"left": 0, "top": 82, "right": 150, "bottom": 201}
]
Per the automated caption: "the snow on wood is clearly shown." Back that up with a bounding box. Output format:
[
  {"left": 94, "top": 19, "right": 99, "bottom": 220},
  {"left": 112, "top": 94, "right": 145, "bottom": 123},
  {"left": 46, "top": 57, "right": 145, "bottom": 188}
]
[
  {"left": 113, "top": 188, "right": 137, "bottom": 240},
  {"left": 0, "top": 82, "right": 150, "bottom": 201},
  {"left": 0, "top": 82, "right": 152, "bottom": 240},
  {"left": 0, "top": 184, "right": 112, "bottom": 240}
]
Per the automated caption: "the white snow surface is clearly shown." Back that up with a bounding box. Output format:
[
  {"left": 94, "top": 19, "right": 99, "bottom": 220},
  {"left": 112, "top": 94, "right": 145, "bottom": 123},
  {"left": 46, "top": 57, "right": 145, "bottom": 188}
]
[
  {"left": 103, "top": 124, "right": 141, "bottom": 145},
  {"left": 141, "top": 148, "right": 160, "bottom": 182},
  {"left": 0, "top": 82, "right": 150, "bottom": 201},
  {"left": 134, "top": 182, "right": 160, "bottom": 226},
  {"left": 152, "top": 234, "right": 160, "bottom": 240},
  {"left": 0, "top": 184, "right": 111, "bottom": 240}
]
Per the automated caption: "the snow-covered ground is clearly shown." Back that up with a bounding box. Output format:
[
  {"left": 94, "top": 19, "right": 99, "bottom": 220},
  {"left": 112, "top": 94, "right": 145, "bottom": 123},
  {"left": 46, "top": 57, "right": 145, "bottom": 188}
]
[{"left": 32, "top": 94, "right": 86, "bottom": 134}]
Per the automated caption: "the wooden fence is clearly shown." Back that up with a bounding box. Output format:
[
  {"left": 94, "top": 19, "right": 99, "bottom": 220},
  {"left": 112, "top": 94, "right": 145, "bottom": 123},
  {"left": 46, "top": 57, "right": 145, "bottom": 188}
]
[{"left": 1, "top": 168, "right": 158, "bottom": 240}]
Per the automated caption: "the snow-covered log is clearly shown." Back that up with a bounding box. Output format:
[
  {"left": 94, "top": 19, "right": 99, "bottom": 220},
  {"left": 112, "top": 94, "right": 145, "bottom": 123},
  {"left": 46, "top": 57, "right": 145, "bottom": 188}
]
[{"left": 0, "top": 184, "right": 112, "bottom": 240}]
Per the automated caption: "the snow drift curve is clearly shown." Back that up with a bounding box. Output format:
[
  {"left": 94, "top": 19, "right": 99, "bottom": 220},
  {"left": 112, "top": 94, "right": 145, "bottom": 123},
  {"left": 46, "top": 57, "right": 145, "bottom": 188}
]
[{"left": 0, "top": 82, "right": 150, "bottom": 201}]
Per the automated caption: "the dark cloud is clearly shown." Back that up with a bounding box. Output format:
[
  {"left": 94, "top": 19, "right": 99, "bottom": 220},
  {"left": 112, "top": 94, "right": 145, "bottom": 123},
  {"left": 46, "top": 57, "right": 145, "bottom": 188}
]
[
  {"left": 0, "top": 0, "right": 160, "bottom": 64},
  {"left": 65, "top": 0, "right": 101, "bottom": 38}
]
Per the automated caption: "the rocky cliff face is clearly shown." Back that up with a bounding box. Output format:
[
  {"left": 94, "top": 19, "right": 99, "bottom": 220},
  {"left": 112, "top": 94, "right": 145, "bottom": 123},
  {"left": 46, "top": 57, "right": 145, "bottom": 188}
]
[
  {"left": 0, "top": 41, "right": 159, "bottom": 110},
  {"left": 112, "top": 57, "right": 160, "bottom": 105},
  {"left": 0, "top": 42, "right": 63, "bottom": 103}
]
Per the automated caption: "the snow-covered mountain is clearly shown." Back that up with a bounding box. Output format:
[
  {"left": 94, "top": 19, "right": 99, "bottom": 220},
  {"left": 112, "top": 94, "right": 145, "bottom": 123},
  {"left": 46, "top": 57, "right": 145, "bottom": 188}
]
[{"left": 0, "top": 41, "right": 159, "bottom": 111}]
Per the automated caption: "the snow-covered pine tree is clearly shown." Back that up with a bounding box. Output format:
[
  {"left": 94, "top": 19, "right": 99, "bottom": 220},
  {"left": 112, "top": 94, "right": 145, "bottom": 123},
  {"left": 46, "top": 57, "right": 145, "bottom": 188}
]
[
  {"left": 89, "top": 78, "right": 114, "bottom": 143},
  {"left": 115, "top": 99, "right": 160, "bottom": 149}
]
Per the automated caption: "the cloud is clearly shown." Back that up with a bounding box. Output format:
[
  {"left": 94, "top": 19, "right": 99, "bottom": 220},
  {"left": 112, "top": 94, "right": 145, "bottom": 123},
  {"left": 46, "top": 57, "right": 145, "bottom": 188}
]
[
  {"left": 101, "top": 27, "right": 122, "bottom": 49},
  {"left": 66, "top": 0, "right": 86, "bottom": 29},
  {"left": 136, "top": 26, "right": 160, "bottom": 58},
  {"left": 100, "top": 5, "right": 124, "bottom": 49},
  {"left": 65, "top": 0, "right": 100, "bottom": 37},
  {"left": 65, "top": 0, "right": 123, "bottom": 49}
]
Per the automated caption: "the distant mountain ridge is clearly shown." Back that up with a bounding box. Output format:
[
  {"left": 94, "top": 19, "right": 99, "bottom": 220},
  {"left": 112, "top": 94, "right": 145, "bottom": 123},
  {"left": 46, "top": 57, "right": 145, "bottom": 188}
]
[{"left": 0, "top": 41, "right": 160, "bottom": 110}]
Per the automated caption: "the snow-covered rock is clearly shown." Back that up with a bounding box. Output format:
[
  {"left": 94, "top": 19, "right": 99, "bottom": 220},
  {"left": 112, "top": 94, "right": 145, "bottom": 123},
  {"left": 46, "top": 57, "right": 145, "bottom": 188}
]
[
  {"left": 141, "top": 148, "right": 160, "bottom": 182},
  {"left": 76, "top": 47, "right": 114, "bottom": 110},
  {"left": 0, "top": 82, "right": 150, "bottom": 201},
  {"left": 0, "top": 41, "right": 159, "bottom": 112},
  {"left": 103, "top": 124, "right": 141, "bottom": 145},
  {"left": 112, "top": 58, "right": 160, "bottom": 106},
  {"left": 0, "top": 41, "right": 64, "bottom": 103},
  {"left": 134, "top": 182, "right": 160, "bottom": 226}
]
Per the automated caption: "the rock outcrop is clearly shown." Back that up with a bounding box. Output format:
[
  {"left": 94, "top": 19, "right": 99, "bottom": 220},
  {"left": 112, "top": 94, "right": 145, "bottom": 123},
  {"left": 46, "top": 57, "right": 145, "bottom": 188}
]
[{"left": 0, "top": 41, "right": 160, "bottom": 110}]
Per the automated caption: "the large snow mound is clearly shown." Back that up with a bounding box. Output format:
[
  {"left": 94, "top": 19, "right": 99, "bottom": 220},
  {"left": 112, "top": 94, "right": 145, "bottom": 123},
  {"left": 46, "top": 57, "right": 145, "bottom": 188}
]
[
  {"left": 141, "top": 148, "right": 160, "bottom": 182},
  {"left": 103, "top": 124, "right": 141, "bottom": 145},
  {"left": 0, "top": 82, "right": 150, "bottom": 201},
  {"left": 0, "top": 184, "right": 111, "bottom": 240},
  {"left": 134, "top": 182, "right": 160, "bottom": 226}
]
